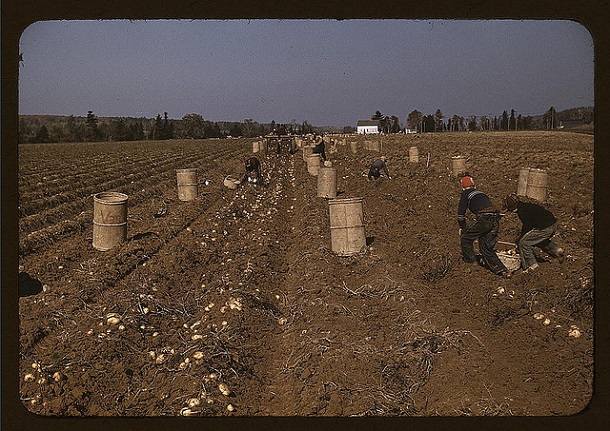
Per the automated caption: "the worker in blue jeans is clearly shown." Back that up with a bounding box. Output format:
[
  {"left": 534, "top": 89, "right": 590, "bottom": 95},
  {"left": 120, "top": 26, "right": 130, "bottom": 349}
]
[
  {"left": 457, "top": 175, "right": 510, "bottom": 278},
  {"left": 502, "top": 194, "right": 565, "bottom": 272}
]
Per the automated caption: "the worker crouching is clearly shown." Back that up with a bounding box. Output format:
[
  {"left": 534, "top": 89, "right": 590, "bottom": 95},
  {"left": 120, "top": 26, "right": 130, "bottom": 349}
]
[
  {"left": 502, "top": 194, "right": 565, "bottom": 272},
  {"left": 457, "top": 175, "right": 510, "bottom": 278}
]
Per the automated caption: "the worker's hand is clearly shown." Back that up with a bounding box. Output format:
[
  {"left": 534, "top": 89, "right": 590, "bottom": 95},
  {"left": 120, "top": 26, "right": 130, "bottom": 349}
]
[{"left": 458, "top": 229, "right": 462, "bottom": 236}]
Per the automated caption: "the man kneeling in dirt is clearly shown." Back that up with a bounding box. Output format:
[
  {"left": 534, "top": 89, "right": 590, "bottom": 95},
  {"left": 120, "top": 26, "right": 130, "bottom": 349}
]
[
  {"left": 368, "top": 156, "right": 392, "bottom": 180},
  {"left": 502, "top": 194, "right": 565, "bottom": 273},
  {"left": 242, "top": 156, "right": 264, "bottom": 186}
]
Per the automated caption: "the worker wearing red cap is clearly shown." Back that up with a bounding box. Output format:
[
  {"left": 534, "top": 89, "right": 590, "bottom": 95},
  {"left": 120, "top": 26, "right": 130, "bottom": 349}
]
[{"left": 457, "top": 174, "right": 510, "bottom": 278}]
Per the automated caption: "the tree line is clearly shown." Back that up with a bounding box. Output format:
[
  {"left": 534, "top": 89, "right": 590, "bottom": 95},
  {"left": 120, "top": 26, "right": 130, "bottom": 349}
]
[
  {"left": 400, "top": 106, "right": 593, "bottom": 133},
  {"left": 20, "top": 105, "right": 593, "bottom": 144},
  {"left": 19, "top": 111, "right": 320, "bottom": 144}
]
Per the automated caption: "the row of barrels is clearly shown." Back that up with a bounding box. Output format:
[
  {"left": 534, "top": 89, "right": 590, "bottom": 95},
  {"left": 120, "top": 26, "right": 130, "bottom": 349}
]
[
  {"left": 92, "top": 142, "right": 549, "bottom": 254},
  {"left": 302, "top": 144, "right": 549, "bottom": 257}
]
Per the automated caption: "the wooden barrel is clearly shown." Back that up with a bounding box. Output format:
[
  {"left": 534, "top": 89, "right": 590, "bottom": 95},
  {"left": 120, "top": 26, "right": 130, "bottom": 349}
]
[
  {"left": 306, "top": 154, "right": 321, "bottom": 176},
  {"left": 317, "top": 166, "right": 337, "bottom": 198},
  {"left": 517, "top": 168, "right": 530, "bottom": 196},
  {"left": 372, "top": 140, "right": 381, "bottom": 152},
  {"left": 526, "top": 168, "right": 548, "bottom": 201},
  {"left": 451, "top": 156, "right": 467, "bottom": 176},
  {"left": 303, "top": 145, "right": 313, "bottom": 161},
  {"left": 252, "top": 141, "right": 260, "bottom": 153},
  {"left": 328, "top": 197, "right": 366, "bottom": 256},
  {"left": 409, "top": 146, "right": 419, "bottom": 163},
  {"left": 350, "top": 141, "right": 358, "bottom": 154},
  {"left": 92, "top": 192, "right": 128, "bottom": 251},
  {"left": 176, "top": 168, "right": 198, "bottom": 201}
]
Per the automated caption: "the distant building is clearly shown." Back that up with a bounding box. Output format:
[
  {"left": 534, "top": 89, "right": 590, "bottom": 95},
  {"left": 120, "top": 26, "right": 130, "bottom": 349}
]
[
  {"left": 559, "top": 119, "right": 585, "bottom": 129},
  {"left": 356, "top": 120, "right": 380, "bottom": 134}
]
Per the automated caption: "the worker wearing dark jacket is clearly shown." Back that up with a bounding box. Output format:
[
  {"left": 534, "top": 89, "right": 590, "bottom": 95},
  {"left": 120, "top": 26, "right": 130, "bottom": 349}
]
[
  {"left": 503, "top": 194, "right": 564, "bottom": 272},
  {"left": 368, "top": 156, "right": 392, "bottom": 180},
  {"left": 457, "top": 175, "right": 509, "bottom": 277},
  {"left": 312, "top": 136, "right": 327, "bottom": 161}
]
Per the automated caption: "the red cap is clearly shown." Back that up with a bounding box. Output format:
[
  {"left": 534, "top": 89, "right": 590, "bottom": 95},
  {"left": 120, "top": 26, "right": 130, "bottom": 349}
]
[{"left": 461, "top": 176, "right": 475, "bottom": 188}]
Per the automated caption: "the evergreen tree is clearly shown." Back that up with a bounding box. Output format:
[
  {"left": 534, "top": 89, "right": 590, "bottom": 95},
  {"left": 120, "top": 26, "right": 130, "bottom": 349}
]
[
  {"left": 85, "top": 111, "right": 102, "bottom": 141},
  {"left": 509, "top": 109, "right": 516, "bottom": 131},
  {"left": 544, "top": 106, "right": 557, "bottom": 129},
  {"left": 33, "top": 125, "right": 50, "bottom": 143},
  {"left": 434, "top": 109, "right": 444, "bottom": 132},
  {"left": 500, "top": 111, "right": 509, "bottom": 131}
]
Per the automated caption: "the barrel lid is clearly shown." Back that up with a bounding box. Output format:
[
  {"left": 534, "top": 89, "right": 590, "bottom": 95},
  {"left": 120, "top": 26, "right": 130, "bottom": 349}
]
[
  {"left": 94, "top": 191, "right": 128, "bottom": 203},
  {"left": 328, "top": 197, "right": 363, "bottom": 205}
]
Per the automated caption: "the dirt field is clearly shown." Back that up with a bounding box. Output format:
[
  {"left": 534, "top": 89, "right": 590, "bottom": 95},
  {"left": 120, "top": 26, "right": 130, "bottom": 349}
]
[{"left": 17, "top": 131, "right": 594, "bottom": 417}]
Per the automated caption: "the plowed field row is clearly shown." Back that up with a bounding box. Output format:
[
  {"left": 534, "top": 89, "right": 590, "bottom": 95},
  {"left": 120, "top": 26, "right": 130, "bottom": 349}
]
[{"left": 18, "top": 140, "right": 249, "bottom": 255}]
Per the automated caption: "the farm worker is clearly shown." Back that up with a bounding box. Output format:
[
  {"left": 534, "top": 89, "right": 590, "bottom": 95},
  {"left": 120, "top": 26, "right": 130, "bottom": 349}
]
[
  {"left": 502, "top": 194, "right": 565, "bottom": 272},
  {"left": 368, "top": 156, "right": 392, "bottom": 180},
  {"left": 312, "top": 136, "right": 327, "bottom": 161},
  {"left": 457, "top": 175, "right": 510, "bottom": 278},
  {"left": 241, "top": 156, "right": 264, "bottom": 186}
]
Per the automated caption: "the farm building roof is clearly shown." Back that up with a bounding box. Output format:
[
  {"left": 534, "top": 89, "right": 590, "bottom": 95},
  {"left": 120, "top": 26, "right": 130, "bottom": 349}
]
[{"left": 357, "top": 120, "right": 380, "bottom": 127}]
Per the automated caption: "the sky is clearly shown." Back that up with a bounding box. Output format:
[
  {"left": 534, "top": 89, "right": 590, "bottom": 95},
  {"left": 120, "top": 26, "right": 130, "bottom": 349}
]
[{"left": 18, "top": 19, "right": 594, "bottom": 127}]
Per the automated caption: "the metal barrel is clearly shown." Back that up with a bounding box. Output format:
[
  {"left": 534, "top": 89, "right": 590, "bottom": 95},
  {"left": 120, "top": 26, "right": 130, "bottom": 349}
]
[
  {"left": 92, "top": 192, "right": 128, "bottom": 251},
  {"left": 317, "top": 166, "right": 337, "bottom": 198},
  {"left": 328, "top": 197, "right": 366, "bottom": 256},
  {"left": 176, "top": 168, "right": 198, "bottom": 201}
]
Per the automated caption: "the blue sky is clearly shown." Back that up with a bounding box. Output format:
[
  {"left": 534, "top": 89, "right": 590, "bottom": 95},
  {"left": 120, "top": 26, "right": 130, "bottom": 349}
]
[{"left": 18, "top": 19, "right": 594, "bottom": 126}]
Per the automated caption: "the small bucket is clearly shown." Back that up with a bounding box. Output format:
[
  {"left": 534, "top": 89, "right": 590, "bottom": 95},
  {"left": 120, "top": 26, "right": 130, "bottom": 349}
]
[
  {"left": 176, "top": 168, "right": 198, "bottom": 201},
  {"left": 328, "top": 197, "right": 366, "bottom": 256},
  {"left": 409, "top": 146, "right": 419, "bottom": 163},
  {"left": 92, "top": 192, "right": 128, "bottom": 251},
  {"left": 306, "top": 154, "right": 322, "bottom": 176},
  {"left": 526, "top": 168, "right": 548, "bottom": 202},
  {"left": 317, "top": 166, "right": 337, "bottom": 198},
  {"left": 451, "top": 156, "right": 467, "bottom": 176},
  {"left": 223, "top": 175, "right": 241, "bottom": 190}
]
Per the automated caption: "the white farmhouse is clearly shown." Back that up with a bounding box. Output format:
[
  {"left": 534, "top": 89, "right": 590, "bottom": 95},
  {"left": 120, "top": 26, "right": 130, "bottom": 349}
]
[{"left": 356, "top": 120, "right": 380, "bottom": 134}]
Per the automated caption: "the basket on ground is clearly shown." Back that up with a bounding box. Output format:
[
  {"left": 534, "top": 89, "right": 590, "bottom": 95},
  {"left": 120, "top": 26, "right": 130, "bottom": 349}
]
[{"left": 223, "top": 176, "right": 241, "bottom": 190}]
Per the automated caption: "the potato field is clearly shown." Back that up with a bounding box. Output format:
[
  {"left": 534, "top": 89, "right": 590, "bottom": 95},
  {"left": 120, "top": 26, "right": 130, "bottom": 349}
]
[{"left": 17, "top": 131, "right": 594, "bottom": 418}]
